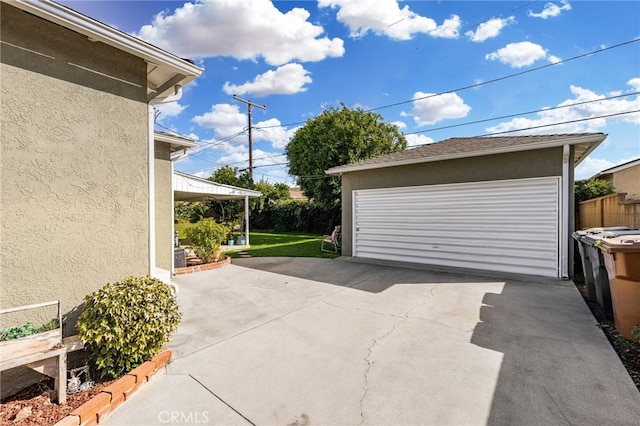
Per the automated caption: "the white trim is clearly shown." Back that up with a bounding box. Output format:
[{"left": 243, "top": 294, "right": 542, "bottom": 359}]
[
  {"left": 560, "top": 144, "right": 570, "bottom": 279},
  {"left": 154, "top": 131, "right": 197, "bottom": 149},
  {"left": 8, "top": 0, "right": 202, "bottom": 78},
  {"left": 327, "top": 134, "right": 606, "bottom": 175},
  {"left": 148, "top": 105, "right": 156, "bottom": 278},
  {"left": 595, "top": 158, "right": 640, "bottom": 177}
]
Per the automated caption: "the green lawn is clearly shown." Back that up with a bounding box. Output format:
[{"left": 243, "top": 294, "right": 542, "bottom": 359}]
[{"left": 227, "top": 231, "right": 340, "bottom": 259}]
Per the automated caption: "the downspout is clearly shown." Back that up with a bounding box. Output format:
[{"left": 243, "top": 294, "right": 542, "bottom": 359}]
[{"left": 561, "top": 144, "right": 570, "bottom": 279}]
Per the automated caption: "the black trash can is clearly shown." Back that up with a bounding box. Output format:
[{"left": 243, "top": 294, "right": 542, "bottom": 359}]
[{"left": 573, "top": 227, "right": 629, "bottom": 302}]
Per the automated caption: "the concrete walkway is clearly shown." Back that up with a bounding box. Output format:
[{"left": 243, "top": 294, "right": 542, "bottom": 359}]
[{"left": 104, "top": 258, "right": 640, "bottom": 425}]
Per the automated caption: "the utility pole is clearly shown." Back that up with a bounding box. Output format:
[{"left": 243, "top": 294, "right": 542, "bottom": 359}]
[{"left": 233, "top": 95, "right": 266, "bottom": 179}]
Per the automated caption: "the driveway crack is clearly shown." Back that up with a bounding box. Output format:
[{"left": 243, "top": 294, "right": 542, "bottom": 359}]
[{"left": 359, "top": 295, "right": 430, "bottom": 424}]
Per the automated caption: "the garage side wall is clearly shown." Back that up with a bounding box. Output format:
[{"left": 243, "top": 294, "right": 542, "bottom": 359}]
[
  {"left": 341, "top": 148, "right": 563, "bottom": 256},
  {"left": 0, "top": 3, "right": 149, "bottom": 328}
]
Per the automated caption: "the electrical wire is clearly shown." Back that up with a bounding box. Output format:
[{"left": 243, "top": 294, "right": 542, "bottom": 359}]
[
  {"left": 252, "top": 37, "right": 640, "bottom": 130},
  {"left": 405, "top": 91, "right": 640, "bottom": 136}
]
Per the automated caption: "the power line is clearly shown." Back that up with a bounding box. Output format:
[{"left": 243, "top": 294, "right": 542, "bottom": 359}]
[
  {"left": 476, "top": 109, "right": 640, "bottom": 137},
  {"left": 405, "top": 91, "right": 640, "bottom": 136},
  {"left": 252, "top": 37, "right": 640, "bottom": 131}
]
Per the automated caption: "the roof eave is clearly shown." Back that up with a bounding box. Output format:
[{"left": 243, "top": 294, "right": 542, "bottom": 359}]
[
  {"left": 326, "top": 133, "right": 607, "bottom": 175},
  {"left": 10, "top": 0, "right": 203, "bottom": 100}
]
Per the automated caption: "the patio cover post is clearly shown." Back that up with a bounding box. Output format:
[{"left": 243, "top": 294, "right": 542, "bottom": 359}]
[{"left": 244, "top": 195, "right": 250, "bottom": 245}]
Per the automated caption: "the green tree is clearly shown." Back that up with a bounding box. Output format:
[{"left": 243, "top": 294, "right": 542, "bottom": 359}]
[
  {"left": 207, "top": 166, "right": 254, "bottom": 223},
  {"left": 575, "top": 178, "right": 615, "bottom": 203},
  {"left": 286, "top": 104, "right": 407, "bottom": 208}
]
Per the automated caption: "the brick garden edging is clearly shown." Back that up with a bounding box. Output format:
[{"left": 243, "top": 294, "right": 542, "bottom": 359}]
[
  {"left": 174, "top": 256, "right": 231, "bottom": 275},
  {"left": 54, "top": 350, "right": 172, "bottom": 426}
]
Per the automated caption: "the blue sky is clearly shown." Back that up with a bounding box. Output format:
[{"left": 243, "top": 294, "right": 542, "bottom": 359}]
[{"left": 60, "top": 0, "right": 639, "bottom": 184}]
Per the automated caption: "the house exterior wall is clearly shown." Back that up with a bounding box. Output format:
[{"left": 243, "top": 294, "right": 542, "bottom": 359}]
[
  {"left": 0, "top": 3, "right": 149, "bottom": 329},
  {"left": 340, "top": 147, "right": 564, "bottom": 257},
  {"left": 612, "top": 165, "right": 640, "bottom": 200},
  {"left": 155, "top": 141, "right": 173, "bottom": 273}
]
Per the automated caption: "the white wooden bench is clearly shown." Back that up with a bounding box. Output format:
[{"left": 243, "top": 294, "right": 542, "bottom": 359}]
[{"left": 0, "top": 300, "right": 67, "bottom": 404}]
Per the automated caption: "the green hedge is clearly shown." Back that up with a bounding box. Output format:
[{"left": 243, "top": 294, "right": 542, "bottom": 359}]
[{"left": 251, "top": 199, "right": 340, "bottom": 234}]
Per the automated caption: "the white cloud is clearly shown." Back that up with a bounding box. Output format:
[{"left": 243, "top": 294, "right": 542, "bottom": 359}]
[
  {"left": 465, "top": 16, "right": 515, "bottom": 42},
  {"left": 528, "top": 0, "right": 572, "bottom": 19},
  {"left": 135, "top": 0, "right": 344, "bottom": 65},
  {"left": 486, "top": 83, "right": 640, "bottom": 135},
  {"left": 223, "top": 63, "right": 312, "bottom": 97},
  {"left": 401, "top": 92, "right": 471, "bottom": 126},
  {"left": 391, "top": 120, "right": 407, "bottom": 130},
  {"left": 192, "top": 103, "right": 247, "bottom": 142},
  {"left": 154, "top": 102, "right": 187, "bottom": 122},
  {"left": 252, "top": 119, "right": 300, "bottom": 149},
  {"left": 485, "top": 41, "right": 555, "bottom": 68},
  {"left": 318, "top": 0, "right": 460, "bottom": 40},
  {"left": 405, "top": 134, "right": 434, "bottom": 147},
  {"left": 628, "top": 77, "right": 640, "bottom": 90},
  {"left": 575, "top": 157, "right": 615, "bottom": 180}
]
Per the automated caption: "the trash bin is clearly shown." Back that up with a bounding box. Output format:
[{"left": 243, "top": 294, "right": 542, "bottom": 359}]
[
  {"left": 598, "top": 235, "right": 640, "bottom": 340},
  {"left": 581, "top": 229, "right": 639, "bottom": 319},
  {"left": 174, "top": 248, "right": 186, "bottom": 268},
  {"left": 573, "top": 227, "right": 630, "bottom": 302}
]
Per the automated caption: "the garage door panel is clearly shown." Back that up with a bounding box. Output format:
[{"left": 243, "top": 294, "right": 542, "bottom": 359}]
[{"left": 353, "top": 177, "right": 560, "bottom": 277}]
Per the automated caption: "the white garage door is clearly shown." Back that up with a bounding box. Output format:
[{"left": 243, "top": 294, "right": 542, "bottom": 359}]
[{"left": 353, "top": 177, "right": 561, "bottom": 277}]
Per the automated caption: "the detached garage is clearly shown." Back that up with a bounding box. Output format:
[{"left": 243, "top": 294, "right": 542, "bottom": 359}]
[{"left": 326, "top": 134, "right": 607, "bottom": 279}]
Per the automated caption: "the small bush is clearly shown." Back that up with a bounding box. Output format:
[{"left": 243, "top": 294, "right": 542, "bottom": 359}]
[
  {"left": 185, "top": 218, "right": 229, "bottom": 263},
  {"left": 0, "top": 319, "right": 59, "bottom": 341},
  {"left": 77, "top": 276, "right": 181, "bottom": 380},
  {"left": 632, "top": 325, "right": 640, "bottom": 344}
]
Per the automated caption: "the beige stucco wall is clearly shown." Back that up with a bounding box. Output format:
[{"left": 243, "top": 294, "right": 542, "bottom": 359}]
[
  {"left": 155, "top": 142, "right": 173, "bottom": 272},
  {"left": 612, "top": 165, "right": 640, "bottom": 200},
  {"left": 1, "top": 3, "right": 149, "bottom": 331},
  {"left": 340, "top": 147, "right": 567, "bottom": 257}
]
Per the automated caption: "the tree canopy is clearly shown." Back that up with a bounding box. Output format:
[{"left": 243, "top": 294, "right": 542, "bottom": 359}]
[
  {"left": 286, "top": 105, "right": 407, "bottom": 207},
  {"left": 575, "top": 177, "right": 615, "bottom": 203}
]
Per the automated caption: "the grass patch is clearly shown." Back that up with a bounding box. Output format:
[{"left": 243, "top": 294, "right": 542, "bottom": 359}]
[{"left": 227, "top": 231, "right": 340, "bottom": 259}]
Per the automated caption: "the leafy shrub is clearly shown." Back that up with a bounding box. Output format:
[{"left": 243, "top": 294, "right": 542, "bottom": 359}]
[
  {"left": 77, "top": 276, "right": 181, "bottom": 380},
  {"left": 632, "top": 325, "right": 640, "bottom": 344},
  {"left": 184, "top": 218, "right": 229, "bottom": 263},
  {"left": 0, "top": 319, "right": 59, "bottom": 341}
]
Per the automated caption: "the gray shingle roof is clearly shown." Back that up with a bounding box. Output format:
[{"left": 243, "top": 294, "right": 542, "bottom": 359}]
[{"left": 326, "top": 133, "right": 606, "bottom": 174}]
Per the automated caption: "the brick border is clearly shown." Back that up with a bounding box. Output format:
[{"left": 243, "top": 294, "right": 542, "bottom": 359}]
[
  {"left": 54, "top": 350, "right": 172, "bottom": 426},
  {"left": 174, "top": 256, "right": 232, "bottom": 275}
]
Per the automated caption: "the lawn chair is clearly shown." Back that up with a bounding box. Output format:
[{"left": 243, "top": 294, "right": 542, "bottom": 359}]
[{"left": 321, "top": 226, "right": 341, "bottom": 253}]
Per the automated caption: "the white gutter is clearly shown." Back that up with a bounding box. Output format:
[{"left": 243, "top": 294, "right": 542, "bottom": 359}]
[{"left": 560, "top": 144, "right": 570, "bottom": 279}]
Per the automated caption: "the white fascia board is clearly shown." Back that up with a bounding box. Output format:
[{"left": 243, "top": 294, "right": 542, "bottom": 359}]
[
  {"left": 596, "top": 158, "right": 640, "bottom": 176},
  {"left": 9, "top": 0, "right": 202, "bottom": 78},
  {"left": 173, "top": 171, "right": 262, "bottom": 198},
  {"left": 326, "top": 133, "right": 607, "bottom": 175},
  {"left": 154, "top": 132, "right": 198, "bottom": 149}
]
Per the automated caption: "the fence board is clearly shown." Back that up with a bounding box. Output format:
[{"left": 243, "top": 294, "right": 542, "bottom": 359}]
[{"left": 579, "top": 193, "right": 640, "bottom": 229}]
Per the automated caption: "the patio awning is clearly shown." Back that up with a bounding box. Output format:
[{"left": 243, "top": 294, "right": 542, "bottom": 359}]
[{"left": 173, "top": 170, "right": 262, "bottom": 201}]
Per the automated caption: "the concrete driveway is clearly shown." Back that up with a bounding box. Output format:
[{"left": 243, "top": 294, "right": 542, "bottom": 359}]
[{"left": 105, "top": 258, "right": 640, "bottom": 425}]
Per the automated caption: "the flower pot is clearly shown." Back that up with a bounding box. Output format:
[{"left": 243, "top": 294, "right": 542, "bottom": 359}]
[
  {"left": 236, "top": 236, "right": 246, "bottom": 245},
  {"left": 227, "top": 239, "right": 234, "bottom": 246}
]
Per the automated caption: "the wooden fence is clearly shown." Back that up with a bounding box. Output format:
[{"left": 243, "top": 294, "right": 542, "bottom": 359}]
[{"left": 579, "top": 193, "right": 640, "bottom": 229}]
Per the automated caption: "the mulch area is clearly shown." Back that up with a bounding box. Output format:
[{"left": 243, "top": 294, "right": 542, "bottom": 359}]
[
  {"left": 573, "top": 278, "right": 640, "bottom": 391},
  {"left": 0, "top": 378, "right": 114, "bottom": 425}
]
